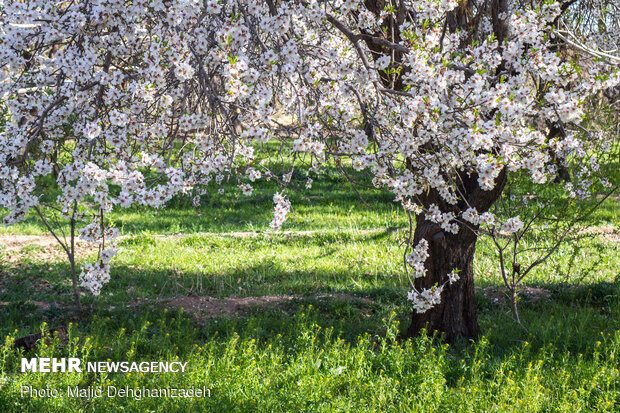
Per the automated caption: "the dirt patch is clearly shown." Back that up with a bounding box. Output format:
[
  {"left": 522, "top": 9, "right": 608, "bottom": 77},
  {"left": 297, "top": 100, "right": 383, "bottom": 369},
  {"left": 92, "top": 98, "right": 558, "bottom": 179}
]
[
  {"left": 477, "top": 286, "right": 551, "bottom": 304},
  {"left": 0, "top": 234, "right": 96, "bottom": 262},
  {"left": 129, "top": 293, "right": 374, "bottom": 320},
  {"left": 0, "top": 300, "right": 64, "bottom": 311},
  {"left": 0, "top": 230, "right": 390, "bottom": 262},
  {"left": 0, "top": 229, "right": 387, "bottom": 247},
  {"left": 596, "top": 193, "right": 620, "bottom": 202},
  {"left": 0, "top": 235, "right": 63, "bottom": 250},
  {"left": 162, "top": 228, "right": 389, "bottom": 239},
  {"left": 579, "top": 226, "right": 619, "bottom": 243},
  {"left": 481, "top": 225, "right": 619, "bottom": 242}
]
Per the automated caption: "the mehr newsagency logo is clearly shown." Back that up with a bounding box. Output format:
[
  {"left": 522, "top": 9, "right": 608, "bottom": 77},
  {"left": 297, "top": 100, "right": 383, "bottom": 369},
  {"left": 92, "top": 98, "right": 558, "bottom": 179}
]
[
  {"left": 21, "top": 357, "right": 187, "bottom": 373},
  {"left": 19, "top": 358, "right": 211, "bottom": 400}
]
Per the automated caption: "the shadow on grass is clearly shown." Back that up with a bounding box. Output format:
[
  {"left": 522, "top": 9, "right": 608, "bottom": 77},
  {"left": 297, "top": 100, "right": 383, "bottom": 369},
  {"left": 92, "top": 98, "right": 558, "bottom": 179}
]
[{"left": 1, "top": 261, "right": 618, "bottom": 362}]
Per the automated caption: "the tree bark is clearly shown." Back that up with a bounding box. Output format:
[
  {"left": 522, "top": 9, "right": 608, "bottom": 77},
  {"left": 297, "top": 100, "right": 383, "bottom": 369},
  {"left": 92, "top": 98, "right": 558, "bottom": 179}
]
[
  {"left": 407, "top": 218, "right": 481, "bottom": 342},
  {"left": 407, "top": 170, "right": 507, "bottom": 342}
]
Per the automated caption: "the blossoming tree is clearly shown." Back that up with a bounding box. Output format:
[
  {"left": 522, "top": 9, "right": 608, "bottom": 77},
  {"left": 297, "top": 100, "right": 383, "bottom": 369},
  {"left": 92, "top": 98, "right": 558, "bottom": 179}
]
[{"left": 1, "top": 0, "right": 617, "bottom": 339}]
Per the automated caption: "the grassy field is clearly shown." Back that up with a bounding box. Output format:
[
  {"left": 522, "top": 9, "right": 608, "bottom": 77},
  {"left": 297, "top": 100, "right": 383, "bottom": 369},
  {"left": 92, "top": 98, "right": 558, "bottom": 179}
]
[{"left": 0, "top": 162, "right": 618, "bottom": 411}]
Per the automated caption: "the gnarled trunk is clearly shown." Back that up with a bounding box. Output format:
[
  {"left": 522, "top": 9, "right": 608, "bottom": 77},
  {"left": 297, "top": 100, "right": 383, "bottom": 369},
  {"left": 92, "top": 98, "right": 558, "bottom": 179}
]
[
  {"left": 407, "top": 218, "right": 480, "bottom": 342},
  {"left": 406, "top": 170, "right": 507, "bottom": 342}
]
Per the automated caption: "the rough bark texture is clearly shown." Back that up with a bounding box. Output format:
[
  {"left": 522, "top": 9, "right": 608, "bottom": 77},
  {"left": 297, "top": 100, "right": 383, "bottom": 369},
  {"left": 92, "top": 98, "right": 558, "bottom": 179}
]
[
  {"left": 407, "top": 170, "right": 507, "bottom": 342},
  {"left": 407, "top": 218, "right": 481, "bottom": 341}
]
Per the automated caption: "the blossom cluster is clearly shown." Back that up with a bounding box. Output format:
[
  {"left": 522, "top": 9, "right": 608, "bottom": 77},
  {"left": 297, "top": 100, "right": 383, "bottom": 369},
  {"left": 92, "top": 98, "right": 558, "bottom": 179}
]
[
  {"left": 405, "top": 239, "right": 461, "bottom": 313},
  {"left": 78, "top": 219, "right": 119, "bottom": 295},
  {"left": 270, "top": 193, "right": 291, "bottom": 231},
  {"left": 408, "top": 286, "right": 444, "bottom": 314},
  {"left": 406, "top": 239, "right": 430, "bottom": 279}
]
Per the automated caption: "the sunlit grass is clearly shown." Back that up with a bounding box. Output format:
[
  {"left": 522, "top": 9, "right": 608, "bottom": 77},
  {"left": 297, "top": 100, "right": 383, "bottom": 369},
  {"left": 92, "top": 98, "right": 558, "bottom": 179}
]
[{"left": 0, "top": 158, "right": 618, "bottom": 411}]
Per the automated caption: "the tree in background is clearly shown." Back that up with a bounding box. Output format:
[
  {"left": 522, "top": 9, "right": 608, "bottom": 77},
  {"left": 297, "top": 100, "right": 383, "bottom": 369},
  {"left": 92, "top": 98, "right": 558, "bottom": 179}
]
[{"left": 0, "top": 0, "right": 617, "bottom": 339}]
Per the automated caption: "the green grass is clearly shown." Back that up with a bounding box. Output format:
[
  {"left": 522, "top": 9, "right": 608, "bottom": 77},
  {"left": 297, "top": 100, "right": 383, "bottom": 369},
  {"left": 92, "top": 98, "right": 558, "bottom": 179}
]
[
  {"left": 0, "top": 304, "right": 618, "bottom": 411},
  {"left": 0, "top": 161, "right": 618, "bottom": 411},
  {"left": 2, "top": 160, "right": 617, "bottom": 237},
  {"left": 0, "top": 168, "right": 405, "bottom": 236},
  {"left": 0, "top": 229, "right": 618, "bottom": 410}
]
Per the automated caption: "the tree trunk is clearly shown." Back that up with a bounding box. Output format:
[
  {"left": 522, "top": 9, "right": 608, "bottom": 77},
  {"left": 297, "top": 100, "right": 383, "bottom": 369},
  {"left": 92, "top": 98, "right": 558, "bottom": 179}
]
[
  {"left": 406, "top": 218, "right": 480, "bottom": 342},
  {"left": 357, "top": 0, "right": 510, "bottom": 342},
  {"left": 406, "top": 170, "right": 507, "bottom": 342}
]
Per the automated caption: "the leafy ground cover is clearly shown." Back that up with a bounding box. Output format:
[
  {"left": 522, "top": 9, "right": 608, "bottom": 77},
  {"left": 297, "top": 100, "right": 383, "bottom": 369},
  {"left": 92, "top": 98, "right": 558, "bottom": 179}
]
[{"left": 0, "top": 164, "right": 618, "bottom": 411}]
